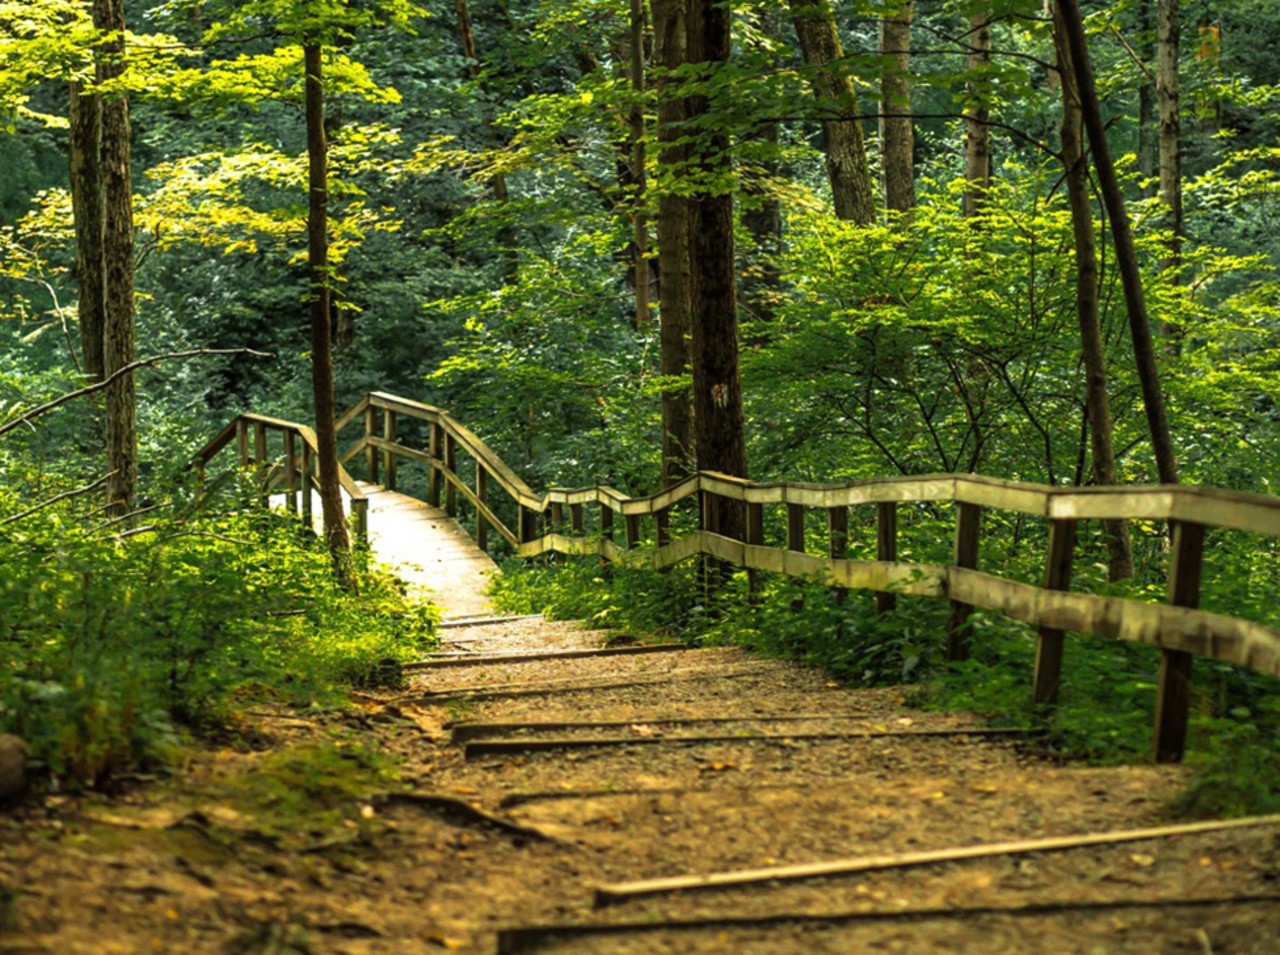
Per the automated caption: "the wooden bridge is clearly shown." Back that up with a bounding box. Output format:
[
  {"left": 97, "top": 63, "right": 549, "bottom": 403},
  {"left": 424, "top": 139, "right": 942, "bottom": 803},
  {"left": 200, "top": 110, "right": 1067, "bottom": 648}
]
[{"left": 195, "top": 390, "right": 1280, "bottom": 763}]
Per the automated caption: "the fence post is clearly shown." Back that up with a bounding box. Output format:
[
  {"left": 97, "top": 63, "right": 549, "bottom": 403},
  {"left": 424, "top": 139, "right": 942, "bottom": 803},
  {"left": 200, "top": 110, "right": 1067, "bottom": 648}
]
[
  {"left": 365, "top": 403, "right": 378, "bottom": 484},
  {"left": 518, "top": 503, "right": 538, "bottom": 545},
  {"left": 383, "top": 408, "right": 397, "bottom": 491},
  {"left": 444, "top": 432, "right": 457, "bottom": 517},
  {"left": 284, "top": 430, "right": 298, "bottom": 515},
  {"left": 876, "top": 501, "right": 898, "bottom": 614},
  {"left": 829, "top": 505, "right": 849, "bottom": 603},
  {"left": 428, "top": 422, "right": 443, "bottom": 507},
  {"left": 600, "top": 502, "right": 614, "bottom": 541},
  {"left": 571, "top": 503, "right": 585, "bottom": 536},
  {"left": 946, "top": 502, "right": 982, "bottom": 662},
  {"left": 476, "top": 466, "right": 489, "bottom": 551},
  {"left": 624, "top": 511, "right": 641, "bottom": 550},
  {"left": 300, "top": 443, "right": 314, "bottom": 529},
  {"left": 236, "top": 418, "right": 249, "bottom": 469},
  {"left": 1031, "top": 518, "right": 1078, "bottom": 708},
  {"left": 746, "top": 500, "right": 764, "bottom": 600},
  {"left": 352, "top": 498, "right": 369, "bottom": 546},
  {"left": 1154, "top": 520, "right": 1206, "bottom": 763}
]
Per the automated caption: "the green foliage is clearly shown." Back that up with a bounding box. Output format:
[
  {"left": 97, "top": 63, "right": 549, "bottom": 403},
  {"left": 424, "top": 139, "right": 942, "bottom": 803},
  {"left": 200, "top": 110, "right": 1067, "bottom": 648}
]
[
  {"left": 0, "top": 495, "right": 438, "bottom": 790},
  {"left": 1178, "top": 698, "right": 1280, "bottom": 818}
]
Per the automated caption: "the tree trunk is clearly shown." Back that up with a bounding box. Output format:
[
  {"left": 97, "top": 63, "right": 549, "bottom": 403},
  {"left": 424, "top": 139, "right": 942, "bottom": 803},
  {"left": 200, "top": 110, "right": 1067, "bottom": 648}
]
[
  {"left": 305, "top": 43, "right": 354, "bottom": 576},
  {"left": 1058, "top": 0, "right": 1179, "bottom": 487},
  {"left": 97, "top": 0, "right": 135, "bottom": 514},
  {"left": 787, "top": 0, "right": 876, "bottom": 225},
  {"left": 629, "top": 0, "right": 651, "bottom": 329},
  {"left": 69, "top": 80, "right": 104, "bottom": 381},
  {"left": 1054, "top": 2, "right": 1133, "bottom": 581},
  {"left": 1136, "top": 0, "right": 1157, "bottom": 193},
  {"left": 962, "top": 10, "right": 992, "bottom": 218},
  {"left": 879, "top": 1, "right": 915, "bottom": 218},
  {"left": 742, "top": 12, "right": 782, "bottom": 326},
  {"left": 653, "top": 0, "right": 694, "bottom": 486},
  {"left": 455, "top": 0, "right": 518, "bottom": 284},
  {"left": 1156, "top": 0, "right": 1182, "bottom": 345},
  {"left": 687, "top": 0, "right": 748, "bottom": 541}
]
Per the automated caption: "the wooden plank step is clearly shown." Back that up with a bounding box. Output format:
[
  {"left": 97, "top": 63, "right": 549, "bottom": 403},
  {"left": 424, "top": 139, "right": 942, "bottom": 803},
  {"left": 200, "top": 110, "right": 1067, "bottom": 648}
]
[
  {"left": 464, "top": 726, "right": 1035, "bottom": 759},
  {"left": 495, "top": 893, "right": 1280, "bottom": 955},
  {"left": 438, "top": 614, "right": 544, "bottom": 629},
  {"left": 593, "top": 813, "right": 1280, "bottom": 904},
  {"left": 415, "top": 662, "right": 780, "bottom": 703},
  {"left": 407, "top": 643, "right": 691, "bottom": 670},
  {"left": 450, "top": 713, "right": 877, "bottom": 743}
]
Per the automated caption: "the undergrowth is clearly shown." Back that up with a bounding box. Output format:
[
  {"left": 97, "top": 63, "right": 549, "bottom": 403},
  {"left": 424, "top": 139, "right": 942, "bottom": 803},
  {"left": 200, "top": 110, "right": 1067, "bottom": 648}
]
[
  {"left": 492, "top": 553, "right": 1280, "bottom": 817},
  {"left": 0, "top": 494, "right": 438, "bottom": 791}
]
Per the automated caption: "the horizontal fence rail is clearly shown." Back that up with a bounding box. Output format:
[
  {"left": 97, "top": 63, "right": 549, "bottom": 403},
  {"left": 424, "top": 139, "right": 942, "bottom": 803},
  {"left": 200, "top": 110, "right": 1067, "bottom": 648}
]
[
  {"left": 206, "top": 392, "right": 1280, "bottom": 763},
  {"left": 194, "top": 412, "right": 369, "bottom": 542}
]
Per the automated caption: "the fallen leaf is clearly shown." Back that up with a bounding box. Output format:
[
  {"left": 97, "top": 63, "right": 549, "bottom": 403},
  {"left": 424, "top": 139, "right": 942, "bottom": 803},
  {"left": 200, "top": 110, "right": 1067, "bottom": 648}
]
[{"left": 1130, "top": 853, "right": 1156, "bottom": 867}]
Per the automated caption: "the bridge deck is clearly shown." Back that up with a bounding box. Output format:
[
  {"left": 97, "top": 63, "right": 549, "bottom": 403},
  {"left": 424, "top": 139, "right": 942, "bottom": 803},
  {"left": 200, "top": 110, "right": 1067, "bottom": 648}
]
[{"left": 357, "top": 481, "right": 498, "bottom": 620}]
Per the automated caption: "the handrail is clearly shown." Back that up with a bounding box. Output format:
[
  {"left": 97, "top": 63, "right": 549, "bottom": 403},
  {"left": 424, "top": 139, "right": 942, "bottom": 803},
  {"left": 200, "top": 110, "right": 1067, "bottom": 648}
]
[
  {"left": 233, "top": 390, "right": 1280, "bottom": 763},
  {"left": 195, "top": 412, "right": 368, "bottom": 542}
]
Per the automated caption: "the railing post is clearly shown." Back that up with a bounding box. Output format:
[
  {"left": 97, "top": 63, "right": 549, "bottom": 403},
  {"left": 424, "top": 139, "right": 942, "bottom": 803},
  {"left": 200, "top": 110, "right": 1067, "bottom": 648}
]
[
  {"left": 365, "top": 403, "right": 378, "bottom": 484},
  {"left": 301, "top": 443, "right": 314, "bottom": 529},
  {"left": 1032, "top": 518, "right": 1078, "bottom": 709},
  {"left": 444, "top": 432, "right": 457, "bottom": 517},
  {"left": 236, "top": 418, "right": 249, "bottom": 469},
  {"left": 624, "top": 511, "right": 641, "bottom": 550},
  {"left": 600, "top": 503, "right": 614, "bottom": 541},
  {"left": 254, "top": 421, "right": 269, "bottom": 495},
  {"left": 1154, "top": 520, "right": 1206, "bottom": 763},
  {"left": 284, "top": 430, "right": 298, "bottom": 515},
  {"left": 828, "top": 505, "right": 849, "bottom": 603},
  {"left": 875, "top": 501, "right": 898, "bottom": 614},
  {"left": 518, "top": 503, "right": 538, "bottom": 545},
  {"left": 571, "top": 503, "right": 585, "bottom": 536},
  {"left": 353, "top": 498, "right": 369, "bottom": 546},
  {"left": 946, "top": 502, "right": 982, "bottom": 662},
  {"left": 383, "top": 409, "right": 397, "bottom": 491},
  {"left": 428, "top": 422, "right": 443, "bottom": 507},
  {"left": 655, "top": 507, "right": 670, "bottom": 548},
  {"left": 787, "top": 503, "right": 805, "bottom": 553},
  {"left": 549, "top": 501, "right": 564, "bottom": 536},
  {"left": 476, "top": 465, "right": 489, "bottom": 551},
  {"left": 746, "top": 500, "right": 764, "bottom": 600}
]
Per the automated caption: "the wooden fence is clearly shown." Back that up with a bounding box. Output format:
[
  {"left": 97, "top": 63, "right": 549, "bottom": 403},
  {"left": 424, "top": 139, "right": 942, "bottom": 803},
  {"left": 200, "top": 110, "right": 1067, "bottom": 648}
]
[{"left": 206, "top": 391, "right": 1280, "bottom": 763}]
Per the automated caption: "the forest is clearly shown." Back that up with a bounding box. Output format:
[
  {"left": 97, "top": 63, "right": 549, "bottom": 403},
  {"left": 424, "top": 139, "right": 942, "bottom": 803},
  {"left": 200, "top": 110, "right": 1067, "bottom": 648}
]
[{"left": 2, "top": 0, "right": 1280, "bottom": 825}]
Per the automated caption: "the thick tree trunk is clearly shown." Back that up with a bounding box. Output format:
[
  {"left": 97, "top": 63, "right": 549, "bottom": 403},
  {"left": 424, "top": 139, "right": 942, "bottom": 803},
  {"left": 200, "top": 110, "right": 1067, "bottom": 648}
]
[
  {"left": 687, "top": 0, "right": 748, "bottom": 541},
  {"left": 879, "top": 1, "right": 915, "bottom": 218},
  {"left": 962, "top": 11, "right": 993, "bottom": 218},
  {"left": 305, "top": 43, "right": 354, "bottom": 575},
  {"left": 69, "top": 81, "right": 104, "bottom": 381},
  {"left": 787, "top": 0, "right": 876, "bottom": 225},
  {"left": 455, "top": 0, "right": 518, "bottom": 284},
  {"left": 1058, "top": 0, "right": 1179, "bottom": 487},
  {"left": 1136, "top": 0, "right": 1157, "bottom": 192},
  {"left": 97, "top": 0, "right": 135, "bottom": 514},
  {"left": 742, "top": 12, "right": 782, "bottom": 326},
  {"left": 1054, "top": 3, "right": 1133, "bottom": 581},
  {"left": 1156, "top": 0, "right": 1182, "bottom": 345},
  {"left": 653, "top": 0, "right": 694, "bottom": 486}
]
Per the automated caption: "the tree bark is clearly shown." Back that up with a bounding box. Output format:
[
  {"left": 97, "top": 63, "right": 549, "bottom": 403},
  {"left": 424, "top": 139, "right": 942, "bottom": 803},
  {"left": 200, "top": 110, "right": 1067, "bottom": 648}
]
[
  {"left": 1156, "top": 0, "right": 1182, "bottom": 345},
  {"left": 305, "top": 43, "right": 354, "bottom": 575},
  {"left": 1136, "top": 0, "right": 1157, "bottom": 193},
  {"left": 455, "top": 0, "right": 518, "bottom": 284},
  {"left": 1058, "top": 0, "right": 1179, "bottom": 487},
  {"left": 1053, "top": 2, "right": 1133, "bottom": 581},
  {"left": 687, "top": 0, "right": 748, "bottom": 541},
  {"left": 69, "top": 80, "right": 104, "bottom": 380},
  {"left": 787, "top": 0, "right": 876, "bottom": 225},
  {"left": 653, "top": 0, "right": 694, "bottom": 486},
  {"left": 962, "top": 10, "right": 992, "bottom": 218},
  {"left": 97, "top": 0, "right": 135, "bottom": 514},
  {"left": 879, "top": 1, "right": 915, "bottom": 218},
  {"left": 742, "top": 11, "right": 782, "bottom": 326}
]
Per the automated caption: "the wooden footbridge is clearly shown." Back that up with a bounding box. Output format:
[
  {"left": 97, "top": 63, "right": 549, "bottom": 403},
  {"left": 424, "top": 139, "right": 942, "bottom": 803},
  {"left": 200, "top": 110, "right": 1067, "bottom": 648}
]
[
  {"left": 195, "top": 391, "right": 1280, "bottom": 764},
  {"left": 180, "top": 390, "right": 1280, "bottom": 950}
]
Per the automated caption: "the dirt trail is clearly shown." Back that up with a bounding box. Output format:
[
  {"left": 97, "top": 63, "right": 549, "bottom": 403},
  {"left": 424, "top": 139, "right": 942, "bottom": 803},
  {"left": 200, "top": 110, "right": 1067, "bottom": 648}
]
[{"left": 2, "top": 616, "right": 1277, "bottom": 954}]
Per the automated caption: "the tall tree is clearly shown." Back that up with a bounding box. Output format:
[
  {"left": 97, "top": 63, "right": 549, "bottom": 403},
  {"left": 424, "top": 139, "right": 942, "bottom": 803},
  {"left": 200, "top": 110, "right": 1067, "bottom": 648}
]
[
  {"left": 1053, "top": 1, "right": 1133, "bottom": 580},
  {"left": 879, "top": 0, "right": 915, "bottom": 217},
  {"left": 787, "top": 0, "right": 876, "bottom": 225},
  {"left": 962, "top": 8, "right": 992, "bottom": 218},
  {"left": 687, "top": 0, "right": 748, "bottom": 538},
  {"left": 741, "top": 11, "right": 783, "bottom": 324},
  {"left": 653, "top": 0, "right": 694, "bottom": 485},
  {"left": 96, "top": 0, "right": 135, "bottom": 513},
  {"left": 628, "top": 0, "right": 651, "bottom": 330},
  {"left": 1058, "top": 0, "right": 1179, "bottom": 487},
  {"left": 69, "top": 78, "right": 104, "bottom": 381},
  {"left": 304, "top": 42, "right": 353, "bottom": 576},
  {"left": 1156, "top": 0, "right": 1183, "bottom": 345}
]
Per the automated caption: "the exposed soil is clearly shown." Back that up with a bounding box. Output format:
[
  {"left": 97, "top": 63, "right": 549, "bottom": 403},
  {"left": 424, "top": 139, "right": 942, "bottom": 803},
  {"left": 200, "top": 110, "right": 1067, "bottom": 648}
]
[{"left": 2, "top": 616, "right": 1277, "bottom": 954}]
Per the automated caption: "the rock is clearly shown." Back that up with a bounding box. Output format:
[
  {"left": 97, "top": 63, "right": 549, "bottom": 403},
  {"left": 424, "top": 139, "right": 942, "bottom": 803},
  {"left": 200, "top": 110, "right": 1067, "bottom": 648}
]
[{"left": 0, "top": 735, "right": 29, "bottom": 800}]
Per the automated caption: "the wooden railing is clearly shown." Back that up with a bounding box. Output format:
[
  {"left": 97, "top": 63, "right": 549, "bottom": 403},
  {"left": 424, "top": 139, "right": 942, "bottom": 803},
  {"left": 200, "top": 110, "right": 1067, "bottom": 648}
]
[
  {"left": 208, "top": 392, "right": 1280, "bottom": 763},
  {"left": 194, "top": 413, "right": 369, "bottom": 541}
]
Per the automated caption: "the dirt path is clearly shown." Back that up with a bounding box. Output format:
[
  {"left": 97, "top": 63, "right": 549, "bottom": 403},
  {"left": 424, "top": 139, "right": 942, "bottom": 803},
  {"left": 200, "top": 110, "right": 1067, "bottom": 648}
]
[{"left": 2, "top": 616, "right": 1277, "bottom": 954}]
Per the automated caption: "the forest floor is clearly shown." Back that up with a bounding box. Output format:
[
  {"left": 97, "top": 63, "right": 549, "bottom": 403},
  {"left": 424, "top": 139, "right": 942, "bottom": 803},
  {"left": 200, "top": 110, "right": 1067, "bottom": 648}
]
[{"left": 2, "top": 616, "right": 1278, "bottom": 954}]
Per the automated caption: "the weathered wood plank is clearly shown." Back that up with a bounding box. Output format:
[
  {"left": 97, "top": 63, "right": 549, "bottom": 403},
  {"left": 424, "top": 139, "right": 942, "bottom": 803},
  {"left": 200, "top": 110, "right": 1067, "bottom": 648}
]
[{"left": 1155, "top": 520, "right": 1205, "bottom": 763}]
